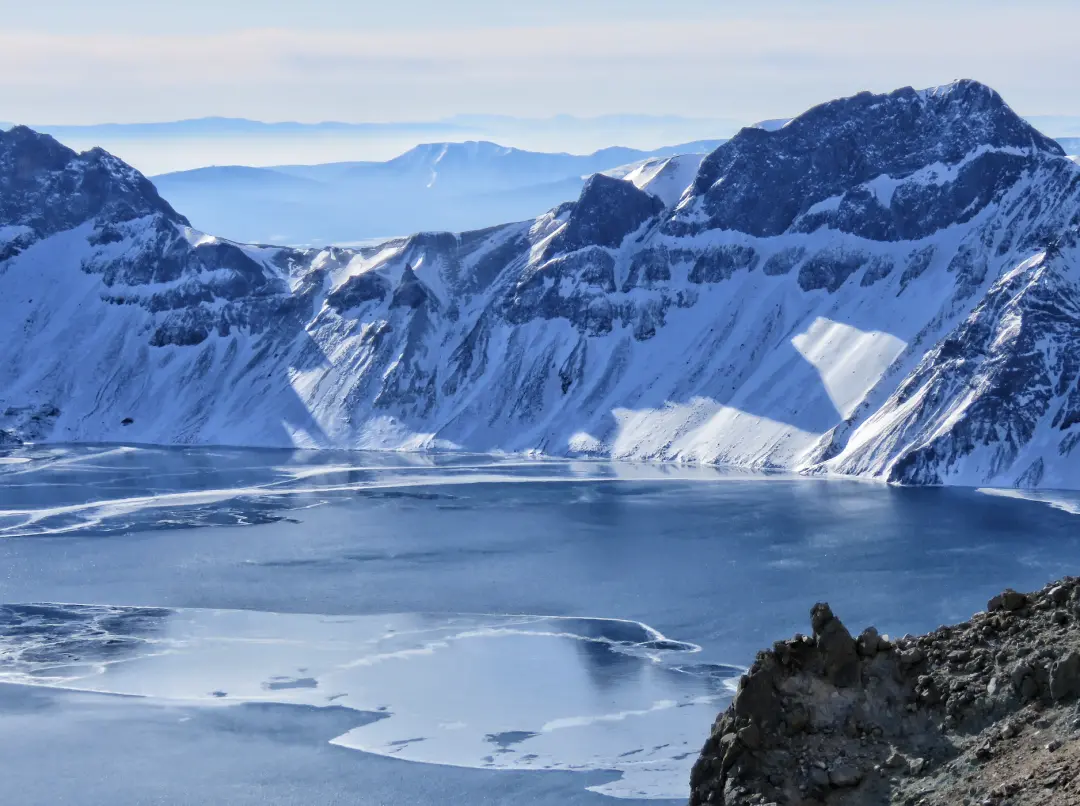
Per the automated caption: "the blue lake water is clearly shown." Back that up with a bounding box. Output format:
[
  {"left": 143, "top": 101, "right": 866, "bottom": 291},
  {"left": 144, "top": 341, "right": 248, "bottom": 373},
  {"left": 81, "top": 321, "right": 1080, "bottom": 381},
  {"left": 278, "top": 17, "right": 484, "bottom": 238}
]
[{"left": 1, "top": 445, "right": 1078, "bottom": 804}]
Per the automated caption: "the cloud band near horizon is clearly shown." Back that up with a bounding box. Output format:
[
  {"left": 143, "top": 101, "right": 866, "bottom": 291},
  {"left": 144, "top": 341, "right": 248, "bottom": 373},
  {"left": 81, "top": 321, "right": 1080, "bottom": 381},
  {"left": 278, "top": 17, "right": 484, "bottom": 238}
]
[{"left": 3, "top": 4, "right": 1079, "bottom": 125}]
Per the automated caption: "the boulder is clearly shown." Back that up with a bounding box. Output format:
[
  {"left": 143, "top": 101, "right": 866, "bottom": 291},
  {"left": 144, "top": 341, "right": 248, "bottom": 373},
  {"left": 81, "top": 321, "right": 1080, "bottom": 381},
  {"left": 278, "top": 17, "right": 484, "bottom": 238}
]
[
  {"left": 1049, "top": 651, "right": 1080, "bottom": 701},
  {"left": 988, "top": 589, "right": 1028, "bottom": 612},
  {"left": 828, "top": 762, "right": 863, "bottom": 788}
]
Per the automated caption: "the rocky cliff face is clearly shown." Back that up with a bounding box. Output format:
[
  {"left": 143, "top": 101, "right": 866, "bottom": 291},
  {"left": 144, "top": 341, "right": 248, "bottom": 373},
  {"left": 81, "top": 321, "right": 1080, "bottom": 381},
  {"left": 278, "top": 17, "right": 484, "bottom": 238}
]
[
  {"left": 680, "top": 82, "right": 1063, "bottom": 240},
  {"left": 689, "top": 579, "right": 1080, "bottom": 805},
  {"left": 1, "top": 80, "right": 1079, "bottom": 490}
]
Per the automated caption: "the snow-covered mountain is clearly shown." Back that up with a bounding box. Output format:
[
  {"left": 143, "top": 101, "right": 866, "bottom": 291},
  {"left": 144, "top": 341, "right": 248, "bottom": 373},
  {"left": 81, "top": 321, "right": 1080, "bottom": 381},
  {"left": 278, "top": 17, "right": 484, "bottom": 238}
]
[
  {"left": 3, "top": 80, "right": 1080, "bottom": 490},
  {"left": 150, "top": 140, "right": 725, "bottom": 245},
  {"left": 603, "top": 154, "right": 706, "bottom": 208},
  {"left": 750, "top": 118, "right": 792, "bottom": 132}
]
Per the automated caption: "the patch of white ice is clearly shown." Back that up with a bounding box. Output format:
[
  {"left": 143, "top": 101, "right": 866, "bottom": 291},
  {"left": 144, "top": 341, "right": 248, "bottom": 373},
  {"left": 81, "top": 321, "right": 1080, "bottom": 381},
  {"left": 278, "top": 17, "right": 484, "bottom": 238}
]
[{"left": 0, "top": 606, "right": 740, "bottom": 800}]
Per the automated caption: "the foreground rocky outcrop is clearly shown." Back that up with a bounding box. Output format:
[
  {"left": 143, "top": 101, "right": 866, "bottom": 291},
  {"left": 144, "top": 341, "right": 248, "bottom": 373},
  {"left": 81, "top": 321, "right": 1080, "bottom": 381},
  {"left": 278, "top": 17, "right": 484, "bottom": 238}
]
[{"left": 690, "top": 579, "right": 1080, "bottom": 805}]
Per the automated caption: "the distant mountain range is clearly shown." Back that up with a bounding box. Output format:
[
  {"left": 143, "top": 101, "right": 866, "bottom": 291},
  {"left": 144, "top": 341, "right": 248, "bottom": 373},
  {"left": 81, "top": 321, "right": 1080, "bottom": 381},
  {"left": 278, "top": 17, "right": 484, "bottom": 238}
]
[
  {"left": 0, "top": 114, "right": 740, "bottom": 175},
  {"left": 7, "top": 113, "right": 1078, "bottom": 140},
  {"left": 5, "top": 113, "right": 1075, "bottom": 177},
  {"left": 149, "top": 140, "right": 725, "bottom": 245},
  {"left": 6, "top": 114, "right": 1079, "bottom": 143},
  {"left": 1025, "top": 116, "right": 1080, "bottom": 137},
  {"left": 0, "top": 114, "right": 732, "bottom": 139}
]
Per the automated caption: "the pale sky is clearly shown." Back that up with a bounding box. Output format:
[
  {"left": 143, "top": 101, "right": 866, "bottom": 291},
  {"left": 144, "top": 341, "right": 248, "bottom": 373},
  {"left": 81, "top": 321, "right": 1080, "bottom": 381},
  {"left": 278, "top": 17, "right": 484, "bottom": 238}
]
[{"left": 3, "top": 0, "right": 1080, "bottom": 125}]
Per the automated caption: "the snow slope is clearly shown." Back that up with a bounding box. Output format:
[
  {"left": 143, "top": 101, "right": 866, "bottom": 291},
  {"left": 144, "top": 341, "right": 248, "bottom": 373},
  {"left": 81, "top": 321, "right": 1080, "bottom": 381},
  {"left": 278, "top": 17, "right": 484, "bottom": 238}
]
[
  {"left": 604, "top": 154, "right": 705, "bottom": 207},
  {"left": 750, "top": 118, "right": 792, "bottom": 132},
  {"left": 2, "top": 80, "right": 1079, "bottom": 490}
]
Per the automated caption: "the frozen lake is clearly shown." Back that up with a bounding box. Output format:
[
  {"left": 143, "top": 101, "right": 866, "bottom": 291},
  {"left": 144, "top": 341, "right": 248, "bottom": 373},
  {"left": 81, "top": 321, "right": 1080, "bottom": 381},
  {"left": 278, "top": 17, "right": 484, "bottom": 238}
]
[{"left": 1, "top": 445, "right": 1078, "bottom": 804}]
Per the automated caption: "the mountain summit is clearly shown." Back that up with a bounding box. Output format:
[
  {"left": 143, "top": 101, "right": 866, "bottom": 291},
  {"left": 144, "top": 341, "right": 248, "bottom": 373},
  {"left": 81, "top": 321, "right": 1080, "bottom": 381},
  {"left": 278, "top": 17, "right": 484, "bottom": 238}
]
[
  {"left": 680, "top": 79, "right": 1063, "bottom": 238},
  {"left": 0, "top": 126, "right": 186, "bottom": 240},
  {"left": 2, "top": 81, "right": 1079, "bottom": 490}
]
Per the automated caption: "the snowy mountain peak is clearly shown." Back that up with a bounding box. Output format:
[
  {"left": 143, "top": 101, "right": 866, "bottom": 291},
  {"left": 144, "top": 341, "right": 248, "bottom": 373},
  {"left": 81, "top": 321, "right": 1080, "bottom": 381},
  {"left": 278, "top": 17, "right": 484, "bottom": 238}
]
[
  {"left": 388, "top": 140, "right": 519, "bottom": 169},
  {"left": 675, "top": 80, "right": 1066, "bottom": 240},
  {"left": 789, "top": 79, "right": 1062, "bottom": 158},
  {"left": 0, "top": 125, "right": 187, "bottom": 242}
]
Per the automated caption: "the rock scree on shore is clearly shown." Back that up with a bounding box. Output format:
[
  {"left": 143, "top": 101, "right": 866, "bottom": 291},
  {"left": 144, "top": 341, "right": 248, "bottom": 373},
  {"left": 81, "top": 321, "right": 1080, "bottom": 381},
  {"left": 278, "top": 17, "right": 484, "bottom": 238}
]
[{"left": 690, "top": 578, "right": 1080, "bottom": 805}]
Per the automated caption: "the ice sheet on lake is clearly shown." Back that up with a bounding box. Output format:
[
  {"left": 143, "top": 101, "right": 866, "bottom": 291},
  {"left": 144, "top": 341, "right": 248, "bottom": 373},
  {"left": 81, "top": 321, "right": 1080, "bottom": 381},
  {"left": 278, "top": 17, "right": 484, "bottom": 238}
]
[
  {"left": 0, "top": 603, "right": 740, "bottom": 799},
  {"left": 977, "top": 487, "right": 1080, "bottom": 516},
  {"left": 0, "top": 444, "right": 779, "bottom": 539}
]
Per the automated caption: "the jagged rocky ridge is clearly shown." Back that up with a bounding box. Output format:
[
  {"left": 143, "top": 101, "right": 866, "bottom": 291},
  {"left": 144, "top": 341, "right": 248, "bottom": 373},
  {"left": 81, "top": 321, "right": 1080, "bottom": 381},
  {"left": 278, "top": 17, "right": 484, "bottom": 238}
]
[
  {"left": 1, "top": 80, "right": 1079, "bottom": 489},
  {"left": 689, "top": 579, "right": 1080, "bottom": 805}
]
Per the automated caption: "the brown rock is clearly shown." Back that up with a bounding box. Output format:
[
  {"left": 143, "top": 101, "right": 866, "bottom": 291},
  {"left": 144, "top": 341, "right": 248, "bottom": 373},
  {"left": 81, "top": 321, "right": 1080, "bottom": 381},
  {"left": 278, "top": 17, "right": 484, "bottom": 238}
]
[
  {"left": 811, "top": 603, "right": 860, "bottom": 688},
  {"left": 857, "top": 626, "right": 882, "bottom": 658},
  {"left": 988, "top": 589, "right": 1028, "bottom": 612},
  {"left": 899, "top": 647, "right": 925, "bottom": 666},
  {"left": 737, "top": 724, "right": 762, "bottom": 750}
]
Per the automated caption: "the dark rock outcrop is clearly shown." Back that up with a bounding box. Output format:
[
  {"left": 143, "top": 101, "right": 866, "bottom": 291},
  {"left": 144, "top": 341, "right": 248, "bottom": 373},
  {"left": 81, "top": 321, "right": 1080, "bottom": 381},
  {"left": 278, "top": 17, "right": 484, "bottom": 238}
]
[
  {"left": 390, "top": 264, "right": 438, "bottom": 310},
  {"left": 547, "top": 173, "right": 664, "bottom": 255},
  {"left": 689, "top": 578, "right": 1080, "bottom": 805},
  {"left": 326, "top": 271, "right": 390, "bottom": 312}
]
